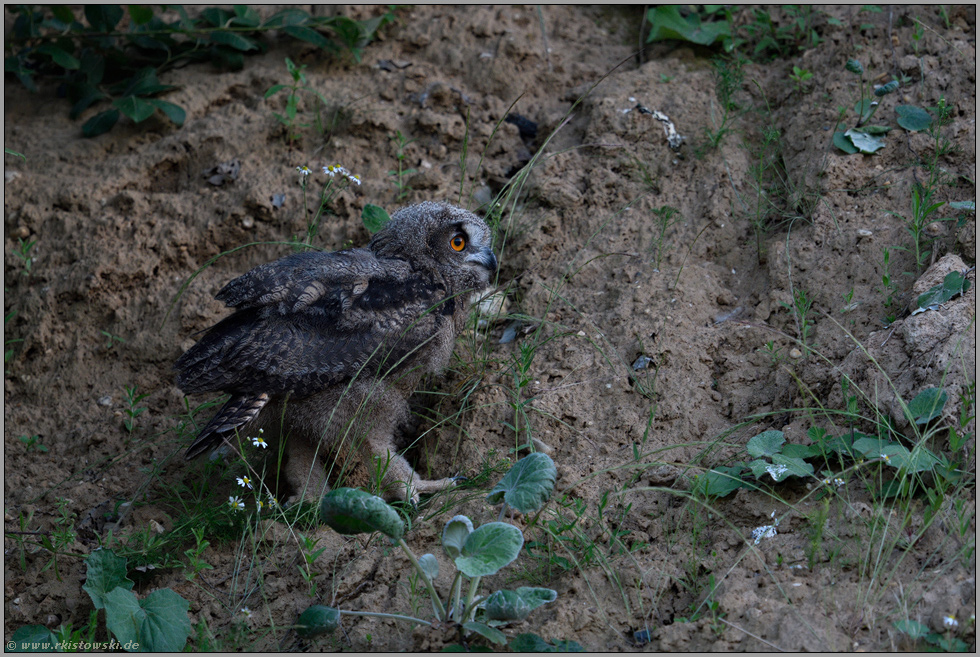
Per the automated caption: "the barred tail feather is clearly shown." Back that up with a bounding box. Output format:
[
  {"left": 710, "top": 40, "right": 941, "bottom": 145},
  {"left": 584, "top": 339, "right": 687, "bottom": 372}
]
[{"left": 185, "top": 393, "right": 269, "bottom": 460}]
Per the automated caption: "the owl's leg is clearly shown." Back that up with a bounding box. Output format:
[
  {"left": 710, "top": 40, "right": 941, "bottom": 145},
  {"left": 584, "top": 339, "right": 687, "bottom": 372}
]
[
  {"left": 355, "top": 386, "right": 457, "bottom": 504},
  {"left": 283, "top": 434, "right": 330, "bottom": 503}
]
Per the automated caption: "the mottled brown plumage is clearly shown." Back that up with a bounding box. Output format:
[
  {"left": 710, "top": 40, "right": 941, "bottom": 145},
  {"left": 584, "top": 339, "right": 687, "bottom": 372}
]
[{"left": 175, "top": 202, "right": 497, "bottom": 502}]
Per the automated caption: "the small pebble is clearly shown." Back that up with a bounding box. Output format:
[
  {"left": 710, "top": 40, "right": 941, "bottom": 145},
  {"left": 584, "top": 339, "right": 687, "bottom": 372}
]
[
  {"left": 789, "top": 348, "right": 803, "bottom": 359},
  {"left": 241, "top": 216, "right": 254, "bottom": 229},
  {"left": 98, "top": 395, "right": 112, "bottom": 407}
]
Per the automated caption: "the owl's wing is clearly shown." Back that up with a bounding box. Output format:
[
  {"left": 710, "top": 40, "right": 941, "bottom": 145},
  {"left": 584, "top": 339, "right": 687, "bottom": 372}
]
[{"left": 175, "top": 249, "right": 448, "bottom": 457}]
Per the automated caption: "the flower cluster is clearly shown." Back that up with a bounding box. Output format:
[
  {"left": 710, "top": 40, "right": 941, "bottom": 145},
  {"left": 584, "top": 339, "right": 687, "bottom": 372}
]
[
  {"left": 323, "top": 163, "right": 361, "bottom": 185},
  {"left": 750, "top": 511, "right": 780, "bottom": 545}
]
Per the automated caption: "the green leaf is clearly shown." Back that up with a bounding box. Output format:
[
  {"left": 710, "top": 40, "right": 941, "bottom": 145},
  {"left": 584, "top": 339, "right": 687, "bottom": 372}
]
[
  {"left": 319, "top": 487, "right": 405, "bottom": 540},
  {"left": 948, "top": 200, "right": 975, "bottom": 212},
  {"left": 696, "top": 465, "right": 746, "bottom": 497},
  {"left": 780, "top": 443, "right": 822, "bottom": 459},
  {"left": 82, "top": 549, "right": 134, "bottom": 610},
  {"left": 874, "top": 80, "right": 899, "bottom": 96},
  {"left": 454, "top": 522, "right": 523, "bottom": 577},
  {"left": 844, "top": 128, "right": 886, "bottom": 154},
  {"left": 9, "top": 625, "right": 58, "bottom": 652},
  {"left": 833, "top": 131, "right": 858, "bottom": 154},
  {"left": 515, "top": 586, "right": 557, "bottom": 610},
  {"left": 296, "top": 605, "right": 341, "bottom": 638},
  {"left": 283, "top": 25, "right": 334, "bottom": 50},
  {"left": 145, "top": 99, "right": 185, "bottom": 126},
  {"left": 442, "top": 515, "right": 473, "bottom": 560},
  {"left": 127, "top": 5, "right": 154, "bottom": 26},
  {"left": 200, "top": 7, "right": 233, "bottom": 28},
  {"left": 79, "top": 50, "right": 105, "bottom": 85},
  {"left": 361, "top": 204, "right": 391, "bottom": 234},
  {"left": 210, "top": 47, "right": 245, "bottom": 71},
  {"left": 485, "top": 589, "right": 531, "bottom": 622},
  {"left": 645, "top": 6, "right": 731, "bottom": 47},
  {"left": 509, "top": 634, "right": 584, "bottom": 652},
  {"left": 485, "top": 452, "right": 556, "bottom": 514},
  {"left": 232, "top": 5, "right": 261, "bottom": 28},
  {"left": 912, "top": 271, "right": 971, "bottom": 315},
  {"left": 845, "top": 59, "right": 864, "bottom": 74},
  {"left": 104, "top": 587, "right": 190, "bottom": 652},
  {"left": 895, "top": 105, "right": 933, "bottom": 132},
  {"left": 209, "top": 31, "right": 259, "bottom": 52},
  {"left": 114, "top": 96, "right": 156, "bottom": 123},
  {"left": 861, "top": 125, "right": 892, "bottom": 135},
  {"left": 746, "top": 430, "right": 785, "bottom": 458},
  {"left": 852, "top": 436, "right": 893, "bottom": 458},
  {"left": 36, "top": 44, "right": 80, "bottom": 70},
  {"left": 264, "top": 84, "right": 289, "bottom": 99},
  {"left": 82, "top": 109, "right": 120, "bottom": 137},
  {"left": 263, "top": 9, "right": 312, "bottom": 28},
  {"left": 462, "top": 621, "right": 507, "bottom": 645},
  {"left": 906, "top": 388, "right": 948, "bottom": 424},
  {"left": 418, "top": 553, "right": 439, "bottom": 580},
  {"left": 69, "top": 83, "right": 107, "bottom": 119},
  {"left": 85, "top": 5, "right": 124, "bottom": 32}
]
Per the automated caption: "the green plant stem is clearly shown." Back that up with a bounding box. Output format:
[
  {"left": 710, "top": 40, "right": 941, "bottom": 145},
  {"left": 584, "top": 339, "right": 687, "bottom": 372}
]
[
  {"left": 449, "top": 571, "right": 464, "bottom": 620},
  {"left": 397, "top": 538, "right": 447, "bottom": 620},
  {"left": 462, "top": 575, "right": 483, "bottom": 622}
]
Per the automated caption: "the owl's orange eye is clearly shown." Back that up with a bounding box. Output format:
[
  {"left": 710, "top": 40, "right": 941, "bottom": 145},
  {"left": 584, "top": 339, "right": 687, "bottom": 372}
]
[{"left": 450, "top": 234, "right": 466, "bottom": 251}]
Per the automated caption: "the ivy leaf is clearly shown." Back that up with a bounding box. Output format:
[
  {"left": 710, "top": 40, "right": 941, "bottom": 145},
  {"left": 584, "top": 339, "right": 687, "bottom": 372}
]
[
  {"left": 746, "top": 430, "right": 785, "bottom": 458},
  {"left": 82, "top": 549, "right": 134, "bottom": 610},
  {"left": 906, "top": 388, "right": 948, "bottom": 424},
  {"left": 82, "top": 109, "right": 120, "bottom": 137},
  {"left": 104, "top": 587, "right": 191, "bottom": 652},
  {"left": 9, "top": 625, "right": 58, "bottom": 651}
]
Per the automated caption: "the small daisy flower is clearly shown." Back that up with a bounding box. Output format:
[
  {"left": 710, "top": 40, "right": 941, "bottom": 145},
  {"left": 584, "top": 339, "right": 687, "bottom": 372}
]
[
  {"left": 237, "top": 476, "right": 253, "bottom": 490},
  {"left": 256, "top": 499, "right": 265, "bottom": 511},
  {"left": 347, "top": 174, "right": 361, "bottom": 186},
  {"left": 943, "top": 615, "right": 958, "bottom": 629},
  {"left": 880, "top": 453, "right": 890, "bottom": 463},
  {"left": 228, "top": 495, "right": 245, "bottom": 512},
  {"left": 251, "top": 429, "right": 268, "bottom": 449},
  {"left": 296, "top": 165, "right": 312, "bottom": 177},
  {"left": 268, "top": 495, "right": 278, "bottom": 509},
  {"left": 241, "top": 607, "right": 253, "bottom": 618}
]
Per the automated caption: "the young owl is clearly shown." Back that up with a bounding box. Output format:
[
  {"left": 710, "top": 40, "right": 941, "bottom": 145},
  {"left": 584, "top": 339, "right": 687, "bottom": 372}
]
[{"left": 175, "top": 202, "right": 498, "bottom": 503}]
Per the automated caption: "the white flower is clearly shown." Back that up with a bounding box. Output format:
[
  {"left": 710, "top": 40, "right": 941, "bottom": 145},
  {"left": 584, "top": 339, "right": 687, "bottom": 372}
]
[
  {"left": 251, "top": 429, "right": 268, "bottom": 449},
  {"left": 237, "top": 476, "right": 253, "bottom": 490},
  {"left": 765, "top": 464, "right": 788, "bottom": 480},
  {"left": 347, "top": 174, "right": 361, "bottom": 186},
  {"left": 228, "top": 496, "right": 245, "bottom": 512},
  {"left": 296, "top": 165, "right": 312, "bottom": 177},
  {"left": 256, "top": 500, "right": 265, "bottom": 511},
  {"left": 943, "top": 615, "right": 959, "bottom": 629},
  {"left": 268, "top": 495, "right": 278, "bottom": 508},
  {"left": 241, "top": 607, "right": 253, "bottom": 618},
  {"left": 751, "top": 512, "right": 780, "bottom": 545},
  {"left": 880, "top": 453, "right": 890, "bottom": 463}
]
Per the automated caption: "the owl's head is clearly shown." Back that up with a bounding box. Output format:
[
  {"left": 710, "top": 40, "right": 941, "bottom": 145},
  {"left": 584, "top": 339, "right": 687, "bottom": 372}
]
[{"left": 370, "top": 202, "right": 498, "bottom": 291}]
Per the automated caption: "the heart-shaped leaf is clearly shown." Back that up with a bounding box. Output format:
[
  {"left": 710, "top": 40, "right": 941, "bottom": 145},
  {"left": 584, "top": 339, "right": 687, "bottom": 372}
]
[
  {"left": 83, "top": 549, "right": 134, "bottom": 610},
  {"left": 486, "top": 452, "right": 556, "bottom": 514},
  {"left": 454, "top": 522, "right": 523, "bottom": 577},
  {"left": 844, "top": 128, "right": 886, "bottom": 154},
  {"left": 906, "top": 387, "right": 948, "bottom": 424},
  {"left": 746, "top": 430, "right": 785, "bottom": 458},
  {"left": 895, "top": 105, "right": 933, "bottom": 132}
]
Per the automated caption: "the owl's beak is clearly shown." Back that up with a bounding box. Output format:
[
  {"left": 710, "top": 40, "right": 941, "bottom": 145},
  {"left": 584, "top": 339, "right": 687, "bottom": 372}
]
[{"left": 466, "top": 247, "right": 498, "bottom": 275}]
